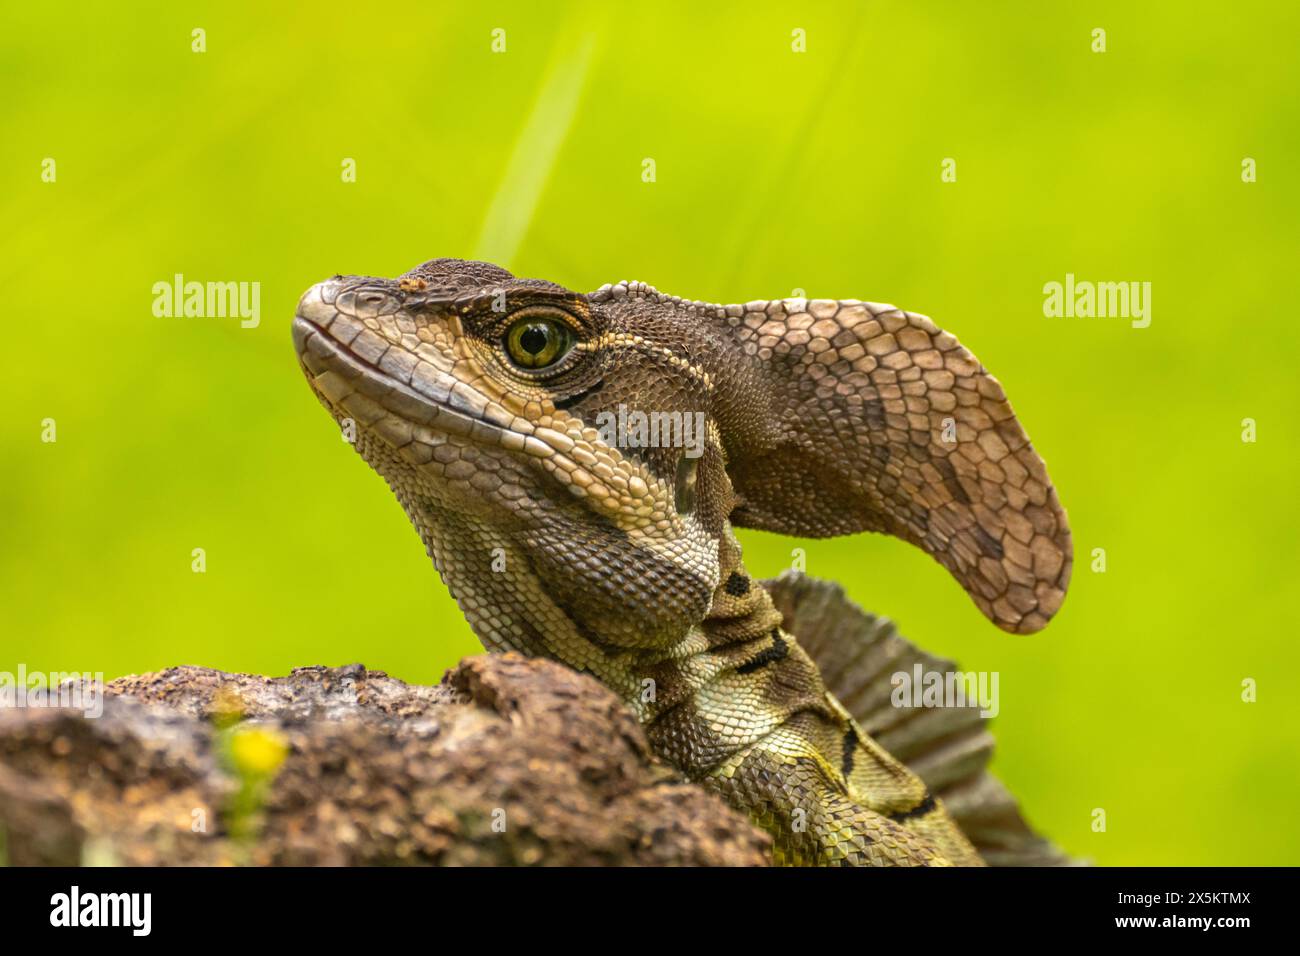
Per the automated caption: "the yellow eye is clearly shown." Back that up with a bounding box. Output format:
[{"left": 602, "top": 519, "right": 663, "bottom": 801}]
[{"left": 504, "top": 316, "right": 574, "bottom": 370}]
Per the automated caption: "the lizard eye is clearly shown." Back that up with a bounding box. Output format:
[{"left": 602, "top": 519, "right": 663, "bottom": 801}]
[{"left": 504, "top": 317, "right": 574, "bottom": 370}]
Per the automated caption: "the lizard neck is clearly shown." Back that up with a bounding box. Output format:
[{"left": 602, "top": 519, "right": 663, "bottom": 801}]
[
  {"left": 634, "top": 525, "right": 827, "bottom": 778},
  {"left": 404, "top": 483, "right": 784, "bottom": 704}
]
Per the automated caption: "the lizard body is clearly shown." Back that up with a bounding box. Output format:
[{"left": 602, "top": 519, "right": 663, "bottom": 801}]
[{"left": 292, "top": 258, "right": 1072, "bottom": 866}]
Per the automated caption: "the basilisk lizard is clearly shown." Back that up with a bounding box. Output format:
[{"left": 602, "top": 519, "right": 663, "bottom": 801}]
[{"left": 292, "top": 258, "right": 1072, "bottom": 866}]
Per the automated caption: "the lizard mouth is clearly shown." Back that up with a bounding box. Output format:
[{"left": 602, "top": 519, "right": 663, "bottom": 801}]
[
  {"left": 293, "top": 277, "right": 668, "bottom": 527},
  {"left": 291, "top": 313, "right": 526, "bottom": 453},
  {"left": 291, "top": 278, "right": 566, "bottom": 465}
]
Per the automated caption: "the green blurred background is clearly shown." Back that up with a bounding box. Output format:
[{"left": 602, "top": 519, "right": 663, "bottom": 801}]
[{"left": 3, "top": 1, "right": 1297, "bottom": 865}]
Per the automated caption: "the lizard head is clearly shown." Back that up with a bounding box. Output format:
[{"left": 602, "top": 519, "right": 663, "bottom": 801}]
[
  {"left": 293, "top": 258, "right": 1071, "bottom": 662},
  {"left": 292, "top": 258, "right": 728, "bottom": 660}
]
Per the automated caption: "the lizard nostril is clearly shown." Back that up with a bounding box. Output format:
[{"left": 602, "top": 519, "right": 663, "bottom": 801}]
[{"left": 350, "top": 288, "right": 394, "bottom": 319}]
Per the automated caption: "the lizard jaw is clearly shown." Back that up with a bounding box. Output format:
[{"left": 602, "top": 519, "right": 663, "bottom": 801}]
[
  {"left": 292, "top": 310, "right": 659, "bottom": 509},
  {"left": 293, "top": 278, "right": 684, "bottom": 532},
  {"left": 290, "top": 274, "right": 553, "bottom": 464},
  {"left": 293, "top": 313, "right": 523, "bottom": 453}
]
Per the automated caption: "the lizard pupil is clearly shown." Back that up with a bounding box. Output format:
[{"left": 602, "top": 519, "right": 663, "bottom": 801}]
[
  {"left": 519, "top": 326, "right": 548, "bottom": 355},
  {"left": 505, "top": 317, "right": 573, "bottom": 370}
]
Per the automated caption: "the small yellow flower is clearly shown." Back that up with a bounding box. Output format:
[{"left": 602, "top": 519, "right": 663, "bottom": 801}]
[{"left": 227, "top": 727, "right": 289, "bottom": 779}]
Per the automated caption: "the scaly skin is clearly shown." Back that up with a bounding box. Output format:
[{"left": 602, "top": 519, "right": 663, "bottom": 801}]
[{"left": 291, "top": 258, "right": 1071, "bottom": 866}]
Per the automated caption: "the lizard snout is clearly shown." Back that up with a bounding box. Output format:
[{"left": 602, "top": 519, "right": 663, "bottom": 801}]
[{"left": 292, "top": 277, "right": 344, "bottom": 334}]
